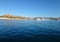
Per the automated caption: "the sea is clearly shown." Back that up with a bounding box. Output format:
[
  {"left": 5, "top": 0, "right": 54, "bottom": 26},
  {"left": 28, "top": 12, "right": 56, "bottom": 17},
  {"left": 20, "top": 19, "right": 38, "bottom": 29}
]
[{"left": 0, "top": 20, "right": 60, "bottom": 42}]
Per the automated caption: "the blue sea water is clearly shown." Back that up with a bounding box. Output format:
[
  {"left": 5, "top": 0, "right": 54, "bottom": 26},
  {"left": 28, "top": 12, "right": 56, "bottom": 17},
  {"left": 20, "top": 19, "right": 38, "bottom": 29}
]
[{"left": 0, "top": 20, "right": 60, "bottom": 42}]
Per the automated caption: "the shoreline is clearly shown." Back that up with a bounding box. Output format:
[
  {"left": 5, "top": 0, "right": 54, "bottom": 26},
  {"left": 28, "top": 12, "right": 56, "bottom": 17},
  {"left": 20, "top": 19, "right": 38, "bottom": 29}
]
[
  {"left": 0, "top": 18, "right": 59, "bottom": 21},
  {"left": 0, "top": 14, "right": 60, "bottom": 21},
  {"left": 0, "top": 18, "right": 31, "bottom": 20}
]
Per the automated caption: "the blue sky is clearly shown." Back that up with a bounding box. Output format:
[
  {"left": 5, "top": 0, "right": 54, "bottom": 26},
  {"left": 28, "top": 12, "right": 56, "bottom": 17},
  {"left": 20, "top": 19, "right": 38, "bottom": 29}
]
[{"left": 0, "top": 0, "right": 60, "bottom": 17}]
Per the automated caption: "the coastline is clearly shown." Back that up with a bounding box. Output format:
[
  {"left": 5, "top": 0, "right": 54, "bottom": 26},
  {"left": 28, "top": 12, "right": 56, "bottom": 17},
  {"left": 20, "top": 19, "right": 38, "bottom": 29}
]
[
  {"left": 0, "top": 14, "right": 60, "bottom": 21},
  {"left": 0, "top": 18, "right": 59, "bottom": 21},
  {"left": 0, "top": 18, "right": 29, "bottom": 20}
]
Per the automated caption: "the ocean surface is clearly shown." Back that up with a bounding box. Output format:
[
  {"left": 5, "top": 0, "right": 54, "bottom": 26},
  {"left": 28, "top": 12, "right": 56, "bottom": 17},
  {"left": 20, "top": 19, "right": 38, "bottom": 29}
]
[{"left": 0, "top": 20, "right": 60, "bottom": 42}]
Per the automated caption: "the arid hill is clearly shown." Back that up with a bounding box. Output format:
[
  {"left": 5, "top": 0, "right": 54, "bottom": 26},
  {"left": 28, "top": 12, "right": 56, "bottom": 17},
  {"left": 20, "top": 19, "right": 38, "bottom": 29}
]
[{"left": 0, "top": 14, "right": 27, "bottom": 19}]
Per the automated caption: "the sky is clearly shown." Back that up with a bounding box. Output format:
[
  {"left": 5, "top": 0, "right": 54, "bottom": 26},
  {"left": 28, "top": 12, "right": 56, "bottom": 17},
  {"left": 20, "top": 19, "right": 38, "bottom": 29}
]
[{"left": 0, "top": 0, "right": 60, "bottom": 17}]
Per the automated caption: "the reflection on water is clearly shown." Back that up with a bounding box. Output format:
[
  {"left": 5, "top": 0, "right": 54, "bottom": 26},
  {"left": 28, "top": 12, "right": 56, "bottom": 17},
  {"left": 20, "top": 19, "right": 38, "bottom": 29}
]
[{"left": 0, "top": 20, "right": 60, "bottom": 42}]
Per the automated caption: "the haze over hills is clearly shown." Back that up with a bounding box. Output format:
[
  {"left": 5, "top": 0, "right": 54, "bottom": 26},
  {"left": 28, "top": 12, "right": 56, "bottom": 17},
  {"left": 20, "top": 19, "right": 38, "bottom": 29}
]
[{"left": 0, "top": 14, "right": 60, "bottom": 20}]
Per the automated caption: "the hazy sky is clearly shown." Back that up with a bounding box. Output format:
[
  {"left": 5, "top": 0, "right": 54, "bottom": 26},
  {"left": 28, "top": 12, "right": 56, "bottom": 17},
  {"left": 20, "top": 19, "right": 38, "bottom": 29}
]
[{"left": 0, "top": 0, "right": 60, "bottom": 17}]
